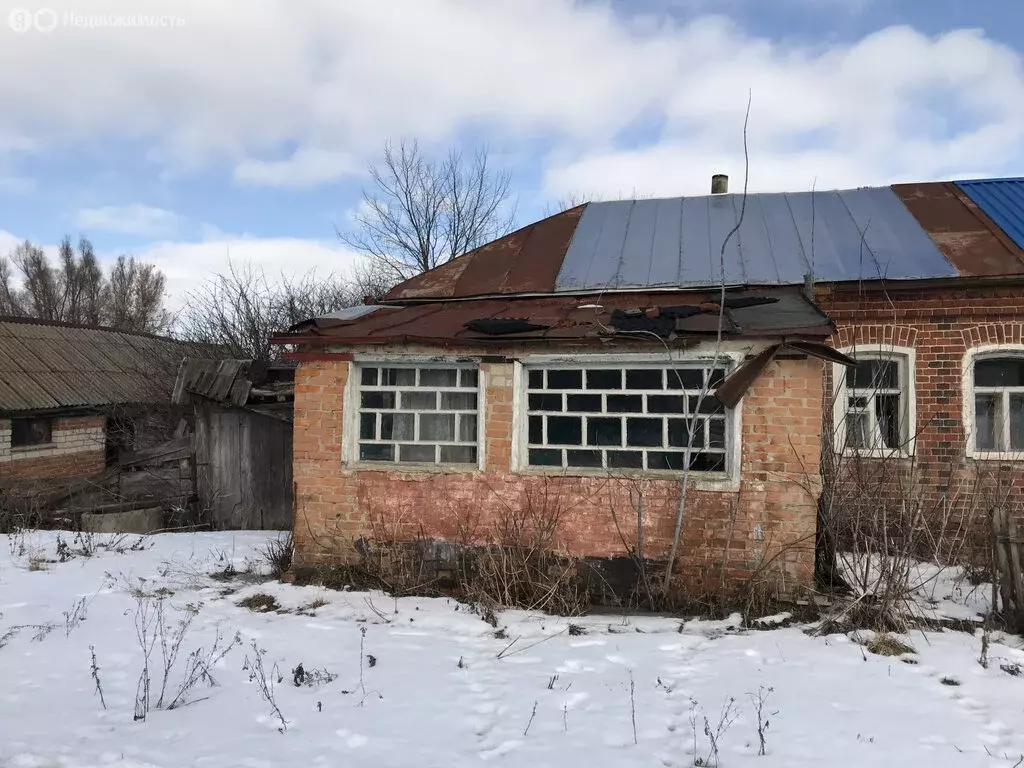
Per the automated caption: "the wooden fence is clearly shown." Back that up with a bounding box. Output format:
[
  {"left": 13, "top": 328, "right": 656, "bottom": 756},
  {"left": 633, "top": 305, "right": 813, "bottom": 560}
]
[{"left": 993, "top": 507, "right": 1024, "bottom": 633}]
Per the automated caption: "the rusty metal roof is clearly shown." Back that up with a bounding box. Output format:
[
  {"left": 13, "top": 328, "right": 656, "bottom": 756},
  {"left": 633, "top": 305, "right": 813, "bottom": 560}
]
[
  {"left": 384, "top": 206, "right": 584, "bottom": 301},
  {"left": 0, "top": 317, "right": 189, "bottom": 414},
  {"left": 892, "top": 182, "right": 1024, "bottom": 276},
  {"left": 383, "top": 182, "right": 1024, "bottom": 302},
  {"left": 279, "top": 287, "right": 833, "bottom": 348}
]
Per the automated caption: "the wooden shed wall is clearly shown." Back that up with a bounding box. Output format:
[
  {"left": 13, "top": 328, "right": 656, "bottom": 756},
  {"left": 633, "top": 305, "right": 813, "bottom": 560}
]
[{"left": 194, "top": 406, "right": 292, "bottom": 530}]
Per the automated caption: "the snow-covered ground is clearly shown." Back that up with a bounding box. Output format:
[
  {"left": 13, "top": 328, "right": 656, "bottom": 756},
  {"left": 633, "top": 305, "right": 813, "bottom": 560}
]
[{"left": 1, "top": 531, "right": 1023, "bottom": 768}]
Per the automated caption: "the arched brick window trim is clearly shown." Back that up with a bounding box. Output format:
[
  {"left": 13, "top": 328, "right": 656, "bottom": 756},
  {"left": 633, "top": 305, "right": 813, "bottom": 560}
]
[
  {"left": 834, "top": 325, "right": 918, "bottom": 351},
  {"left": 962, "top": 324, "right": 1024, "bottom": 349}
]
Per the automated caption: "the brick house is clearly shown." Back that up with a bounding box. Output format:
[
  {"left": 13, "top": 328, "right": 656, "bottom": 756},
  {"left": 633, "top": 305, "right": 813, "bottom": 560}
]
[
  {"left": 0, "top": 317, "right": 186, "bottom": 485},
  {"left": 275, "top": 177, "right": 1024, "bottom": 598},
  {"left": 815, "top": 180, "right": 1024, "bottom": 561}
]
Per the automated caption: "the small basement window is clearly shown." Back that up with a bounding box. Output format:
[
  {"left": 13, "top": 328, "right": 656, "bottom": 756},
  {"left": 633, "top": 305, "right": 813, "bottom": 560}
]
[
  {"left": 523, "top": 364, "right": 730, "bottom": 473},
  {"left": 972, "top": 356, "right": 1024, "bottom": 454},
  {"left": 355, "top": 364, "right": 480, "bottom": 466},
  {"left": 11, "top": 417, "right": 54, "bottom": 448}
]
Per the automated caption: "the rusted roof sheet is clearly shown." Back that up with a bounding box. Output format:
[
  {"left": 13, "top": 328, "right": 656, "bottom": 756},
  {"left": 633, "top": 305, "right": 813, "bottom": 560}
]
[
  {"left": 892, "top": 182, "right": 1024, "bottom": 277},
  {"left": 385, "top": 206, "right": 585, "bottom": 301},
  {"left": 278, "top": 287, "right": 833, "bottom": 348},
  {"left": 0, "top": 317, "right": 190, "bottom": 414},
  {"left": 955, "top": 179, "right": 1024, "bottom": 254}
]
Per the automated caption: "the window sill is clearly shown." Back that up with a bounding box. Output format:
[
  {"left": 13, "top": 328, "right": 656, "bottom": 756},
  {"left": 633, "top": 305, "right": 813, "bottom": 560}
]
[
  {"left": 840, "top": 448, "right": 914, "bottom": 460},
  {"left": 513, "top": 465, "right": 739, "bottom": 492},
  {"left": 11, "top": 443, "right": 56, "bottom": 453},
  {"left": 344, "top": 461, "right": 483, "bottom": 475},
  {"left": 968, "top": 451, "right": 1024, "bottom": 462}
]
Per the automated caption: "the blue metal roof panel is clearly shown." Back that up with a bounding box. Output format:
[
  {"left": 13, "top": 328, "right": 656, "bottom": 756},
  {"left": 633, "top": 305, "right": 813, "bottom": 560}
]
[
  {"left": 956, "top": 179, "right": 1024, "bottom": 250},
  {"left": 554, "top": 186, "right": 956, "bottom": 291}
]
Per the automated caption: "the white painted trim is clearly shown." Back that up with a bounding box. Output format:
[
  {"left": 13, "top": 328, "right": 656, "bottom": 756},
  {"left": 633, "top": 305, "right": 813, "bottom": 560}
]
[
  {"left": 510, "top": 360, "right": 524, "bottom": 473},
  {"left": 344, "top": 359, "right": 486, "bottom": 472},
  {"left": 341, "top": 360, "right": 357, "bottom": 464},
  {"left": 832, "top": 344, "right": 917, "bottom": 458},
  {"left": 518, "top": 342, "right": 765, "bottom": 366},
  {"left": 962, "top": 344, "right": 1024, "bottom": 460}
]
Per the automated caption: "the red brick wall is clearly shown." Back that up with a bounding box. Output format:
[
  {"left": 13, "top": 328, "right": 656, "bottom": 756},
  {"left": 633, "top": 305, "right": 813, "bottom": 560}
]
[
  {"left": 0, "top": 415, "right": 107, "bottom": 482},
  {"left": 290, "top": 347, "right": 823, "bottom": 597},
  {"left": 817, "top": 283, "right": 1024, "bottom": 554}
]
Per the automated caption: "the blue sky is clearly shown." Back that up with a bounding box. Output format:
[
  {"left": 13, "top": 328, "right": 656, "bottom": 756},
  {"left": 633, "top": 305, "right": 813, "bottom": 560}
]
[{"left": 1, "top": 0, "right": 1022, "bottom": 306}]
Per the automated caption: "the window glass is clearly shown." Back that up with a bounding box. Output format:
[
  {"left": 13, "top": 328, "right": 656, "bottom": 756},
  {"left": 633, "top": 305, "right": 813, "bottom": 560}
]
[
  {"left": 357, "top": 365, "right": 479, "bottom": 465},
  {"left": 526, "top": 365, "right": 728, "bottom": 472}
]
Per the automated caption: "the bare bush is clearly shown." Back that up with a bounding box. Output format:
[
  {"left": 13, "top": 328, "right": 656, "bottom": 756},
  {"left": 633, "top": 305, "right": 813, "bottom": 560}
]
[
  {"left": 178, "top": 261, "right": 388, "bottom": 362},
  {"left": 689, "top": 696, "right": 739, "bottom": 767},
  {"left": 748, "top": 686, "right": 774, "bottom": 756},
  {"left": 815, "top": 348, "right": 1002, "bottom": 631},
  {"left": 130, "top": 586, "right": 240, "bottom": 720},
  {"left": 291, "top": 662, "right": 338, "bottom": 688},
  {"left": 259, "top": 533, "right": 293, "bottom": 580},
  {"left": 244, "top": 640, "right": 287, "bottom": 732}
]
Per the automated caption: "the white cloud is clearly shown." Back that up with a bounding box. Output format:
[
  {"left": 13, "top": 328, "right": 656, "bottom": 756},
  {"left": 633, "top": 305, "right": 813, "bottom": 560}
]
[
  {"left": 0, "top": 228, "right": 22, "bottom": 257},
  {"left": 0, "top": 0, "right": 1020, "bottom": 200},
  {"left": 130, "top": 234, "right": 364, "bottom": 310},
  {"left": 76, "top": 203, "right": 181, "bottom": 236},
  {"left": 233, "top": 148, "right": 357, "bottom": 188}
]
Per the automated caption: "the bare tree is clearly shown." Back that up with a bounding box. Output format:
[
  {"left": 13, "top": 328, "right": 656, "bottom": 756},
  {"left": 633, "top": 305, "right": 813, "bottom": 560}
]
[
  {"left": 106, "top": 256, "right": 172, "bottom": 334},
  {"left": 542, "top": 191, "right": 599, "bottom": 217},
  {"left": 178, "top": 261, "right": 378, "bottom": 362},
  {"left": 343, "top": 139, "right": 516, "bottom": 282},
  {"left": 1, "top": 237, "right": 170, "bottom": 333}
]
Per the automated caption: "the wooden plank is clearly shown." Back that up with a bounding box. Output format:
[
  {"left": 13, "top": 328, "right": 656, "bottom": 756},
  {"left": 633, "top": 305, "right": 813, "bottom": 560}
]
[
  {"left": 994, "top": 508, "right": 1014, "bottom": 619},
  {"left": 1009, "top": 514, "right": 1024, "bottom": 630},
  {"left": 119, "top": 436, "right": 191, "bottom": 467}
]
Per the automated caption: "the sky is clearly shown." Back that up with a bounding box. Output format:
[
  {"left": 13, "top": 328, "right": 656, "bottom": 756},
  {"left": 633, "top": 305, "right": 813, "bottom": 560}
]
[{"left": 1, "top": 0, "right": 1022, "bottom": 308}]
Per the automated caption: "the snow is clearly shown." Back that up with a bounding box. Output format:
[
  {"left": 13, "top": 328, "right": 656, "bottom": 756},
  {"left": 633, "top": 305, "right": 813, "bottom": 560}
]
[{"left": 2, "top": 530, "right": 1024, "bottom": 767}]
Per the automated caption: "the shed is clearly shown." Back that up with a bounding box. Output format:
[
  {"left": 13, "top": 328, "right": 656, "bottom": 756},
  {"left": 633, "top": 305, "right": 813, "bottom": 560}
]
[{"left": 173, "top": 358, "right": 295, "bottom": 530}]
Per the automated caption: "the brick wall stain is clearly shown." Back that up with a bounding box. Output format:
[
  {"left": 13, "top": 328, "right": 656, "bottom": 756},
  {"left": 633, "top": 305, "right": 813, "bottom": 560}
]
[{"left": 291, "top": 354, "right": 823, "bottom": 597}]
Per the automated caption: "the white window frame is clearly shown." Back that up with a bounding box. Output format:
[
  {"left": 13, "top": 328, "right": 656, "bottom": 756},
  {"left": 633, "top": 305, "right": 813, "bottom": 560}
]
[
  {"left": 512, "top": 351, "right": 744, "bottom": 491},
  {"left": 963, "top": 344, "right": 1024, "bottom": 461},
  {"left": 344, "top": 359, "right": 485, "bottom": 472},
  {"left": 832, "top": 345, "right": 916, "bottom": 458}
]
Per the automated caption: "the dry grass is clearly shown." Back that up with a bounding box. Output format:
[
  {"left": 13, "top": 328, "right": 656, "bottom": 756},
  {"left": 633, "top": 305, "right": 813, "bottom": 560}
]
[
  {"left": 866, "top": 633, "right": 916, "bottom": 657},
  {"left": 237, "top": 593, "right": 280, "bottom": 613}
]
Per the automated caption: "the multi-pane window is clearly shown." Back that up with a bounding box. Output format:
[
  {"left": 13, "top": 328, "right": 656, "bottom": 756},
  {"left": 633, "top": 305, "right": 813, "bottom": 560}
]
[
  {"left": 973, "top": 357, "right": 1024, "bottom": 453},
  {"left": 844, "top": 357, "right": 906, "bottom": 451},
  {"left": 525, "top": 365, "right": 729, "bottom": 473},
  {"left": 356, "top": 365, "right": 479, "bottom": 465}
]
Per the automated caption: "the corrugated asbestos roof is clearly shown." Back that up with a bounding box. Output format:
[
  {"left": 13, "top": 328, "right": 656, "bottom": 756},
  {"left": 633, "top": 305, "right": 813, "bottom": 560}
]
[
  {"left": 280, "top": 287, "right": 834, "bottom": 348},
  {"left": 0, "top": 318, "right": 188, "bottom": 414},
  {"left": 383, "top": 181, "right": 1024, "bottom": 302},
  {"left": 956, "top": 179, "right": 1024, "bottom": 252}
]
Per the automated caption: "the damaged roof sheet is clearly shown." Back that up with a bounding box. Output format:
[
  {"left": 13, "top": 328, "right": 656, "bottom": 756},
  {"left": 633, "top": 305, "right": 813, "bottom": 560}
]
[
  {"left": 0, "top": 318, "right": 189, "bottom": 414},
  {"left": 278, "top": 287, "right": 833, "bottom": 348},
  {"left": 383, "top": 181, "right": 1024, "bottom": 302}
]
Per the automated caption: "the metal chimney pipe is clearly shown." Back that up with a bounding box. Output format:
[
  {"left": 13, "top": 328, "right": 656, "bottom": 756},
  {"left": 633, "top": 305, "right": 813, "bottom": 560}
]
[{"left": 711, "top": 174, "right": 729, "bottom": 194}]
